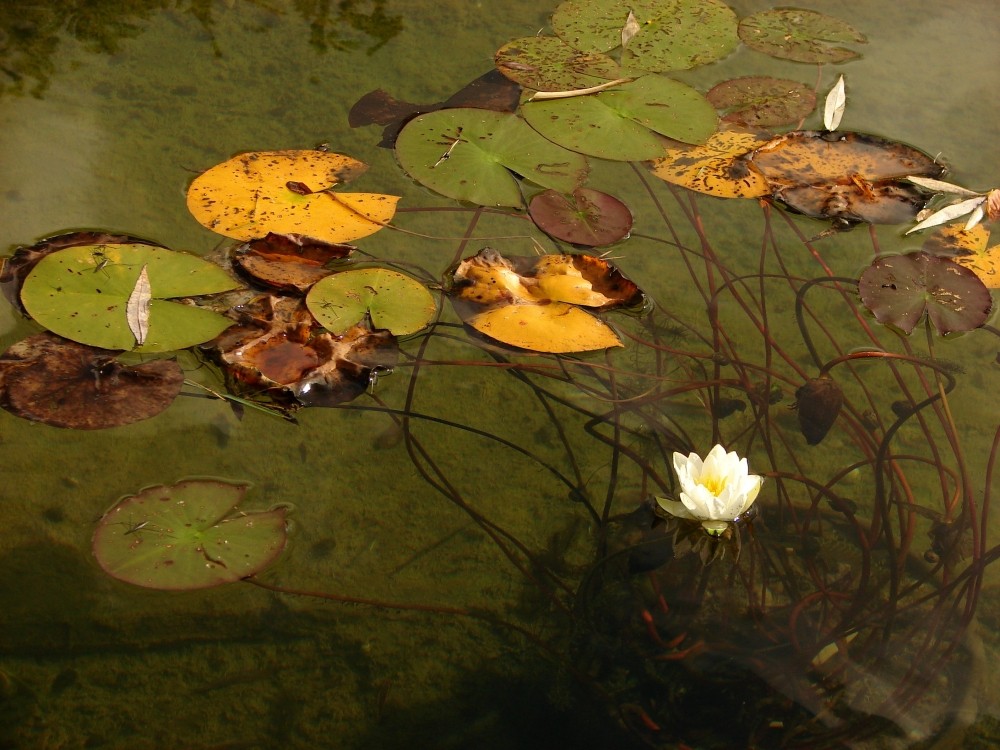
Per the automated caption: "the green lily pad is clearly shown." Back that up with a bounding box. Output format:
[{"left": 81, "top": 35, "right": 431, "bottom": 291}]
[
  {"left": 306, "top": 268, "right": 437, "bottom": 336},
  {"left": 521, "top": 75, "right": 717, "bottom": 160},
  {"left": 858, "top": 252, "right": 993, "bottom": 335},
  {"left": 20, "top": 243, "right": 240, "bottom": 352},
  {"left": 707, "top": 77, "right": 817, "bottom": 128},
  {"left": 495, "top": 36, "right": 624, "bottom": 92},
  {"left": 92, "top": 478, "right": 288, "bottom": 591},
  {"left": 552, "top": 0, "right": 739, "bottom": 73},
  {"left": 738, "top": 9, "right": 866, "bottom": 64},
  {"left": 395, "top": 108, "right": 589, "bottom": 207}
]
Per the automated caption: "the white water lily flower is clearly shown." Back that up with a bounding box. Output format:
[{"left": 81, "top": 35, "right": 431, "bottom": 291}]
[{"left": 657, "top": 444, "right": 763, "bottom": 535}]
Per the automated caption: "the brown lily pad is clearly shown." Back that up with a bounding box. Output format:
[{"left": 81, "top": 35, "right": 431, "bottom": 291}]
[
  {"left": 794, "top": 376, "right": 844, "bottom": 445},
  {"left": 528, "top": 188, "right": 633, "bottom": 247},
  {"left": 706, "top": 76, "right": 816, "bottom": 128},
  {"left": 231, "top": 232, "right": 354, "bottom": 294},
  {"left": 0, "top": 332, "right": 184, "bottom": 429}
]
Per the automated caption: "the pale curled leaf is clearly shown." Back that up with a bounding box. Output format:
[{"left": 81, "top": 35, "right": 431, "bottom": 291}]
[
  {"left": 906, "top": 196, "right": 987, "bottom": 235},
  {"left": 823, "top": 75, "right": 846, "bottom": 131},
  {"left": 527, "top": 77, "right": 633, "bottom": 100},
  {"left": 621, "top": 10, "right": 640, "bottom": 49},
  {"left": 905, "top": 175, "right": 981, "bottom": 197},
  {"left": 126, "top": 265, "right": 151, "bottom": 347},
  {"left": 965, "top": 205, "right": 985, "bottom": 231}
]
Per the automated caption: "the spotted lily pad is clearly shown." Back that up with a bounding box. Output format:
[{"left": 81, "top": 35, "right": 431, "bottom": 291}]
[
  {"left": 858, "top": 252, "right": 993, "bottom": 335},
  {"left": 20, "top": 243, "right": 240, "bottom": 352},
  {"left": 395, "top": 108, "right": 589, "bottom": 207},
  {"left": 925, "top": 225, "right": 1000, "bottom": 288},
  {"left": 649, "top": 129, "right": 771, "bottom": 198},
  {"left": 187, "top": 150, "right": 399, "bottom": 244},
  {"left": 306, "top": 268, "right": 437, "bottom": 336},
  {"left": 552, "top": 0, "right": 739, "bottom": 73},
  {"left": 529, "top": 188, "right": 633, "bottom": 246},
  {"left": 738, "top": 8, "right": 866, "bottom": 64},
  {"left": 495, "top": 36, "right": 624, "bottom": 92},
  {"left": 0, "top": 332, "right": 184, "bottom": 429},
  {"left": 92, "top": 478, "right": 288, "bottom": 590},
  {"left": 521, "top": 75, "right": 717, "bottom": 160},
  {"left": 707, "top": 77, "right": 816, "bottom": 128}
]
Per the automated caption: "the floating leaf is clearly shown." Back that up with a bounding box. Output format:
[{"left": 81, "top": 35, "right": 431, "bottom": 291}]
[
  {"left": 494, "top": 36, "right": 624, "bottom": 92},
  {"left": 20, "top": 243, "right": 240, "bottom": 352},
  {"left": 529, "top": 188, "right": 633, "bottom": 246},
  {"left": 774, "top": 181, "right": 932, "bottom": 226},
  {"left": 0, "top": 332, "right": 183, "bottom": 429},
  {"left": 706, "top": 77, "right": 816, "bottom": 128},
  {"left": 307, "top": 268, "right": 437, "bottom": 336},
  {"left": 858, "top": 252, "right": 993, "bottom": 335},
  {"left": 621, "top": 10, "right": 640, "bottom": 49},
  {"left": 92, "top": 478, "right": 288, "bottom": 590},
  {"left": 824, "top": 75, "right": 846, "bottom": 131},
  {"left": 552, "top": 0, "right": 739, "bottom": 73},
  {"left": 209, "top": 295, "right": 399, "bottom": 407},
  {"left": 448, "top": 248, "right": 642, "bottom": 353},
  {"left": 521, "top": 75, "right": 717, "bottom": 160},
  {"left": 126, "top": 266, "right": 151, "bottom": 347},
  {"left": 794, "top": 377, "right": 844, "bottom": 445},
  {"left": 926, "top": 224, "right": 1000, "bottom": 288},
  {"left": 738, "top": 9, "right": 866, "bottom": 64},
  {"left": 904, "top": 176, "right": 982, "bottom": 197},
  {"left": 905, "top": 195, "right": 987, "bottom": 235},
  {"left": 187, "top": 150, "right": 399, "bottom": 244},
  {"left": 231, "top": 233, "right": 353, "bottom": 294},
  {"left": 395, "top": 108, "right": 589, "bottom": 207},
  {"left": 649, "top": 129, "right": 771, "bottom": 198}
]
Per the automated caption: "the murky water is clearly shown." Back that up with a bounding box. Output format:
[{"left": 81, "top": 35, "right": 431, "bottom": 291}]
[{"left": 1, "top": 1, "right": 999, "bottom": 748}]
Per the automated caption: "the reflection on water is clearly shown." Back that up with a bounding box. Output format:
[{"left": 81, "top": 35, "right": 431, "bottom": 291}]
[{"left": 1, "top": 1, "right": 999, "bottom": 748}]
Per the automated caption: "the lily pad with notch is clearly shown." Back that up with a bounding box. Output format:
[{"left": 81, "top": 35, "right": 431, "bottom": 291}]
[
  {"left": 649, "top": 128, "right": 772, "bottom": 198},
  {"left": 738, "top": 8, "right": 866, "bottom": 64},
  {"left": 0, "top": 332, "right": 184, "bottom": 429},
  {"left": 395, "top": 108, "right": 589, "bottom": 207},
  {"left": 529, "top": 188, "right": 633, "bottom": 246},
  {"left": 521, "top": 75, "right": 717, "bottom": 161},
  {"left": 706, "top": 76, "right": 816, "bottom": 128},
  {"left": 495, "top": 36, "right": 624, "bottom": 92},
  {"left": 186, "top": 149, "right": 399, "bottom": 244},
  {"left": 306, "top": 268, "right": 437, "bottom": 336},
  {"left": 20, "top": 242, "right": 240, "bottom": 352},
  {"left": 858, "top": 251, "right": 993, "bottom": 335},
  {"left": 552, "top": 0, "right": 739, "bottom": 73},
  {"left": 92, "top": 478, "right": 288, "bottom": 590}
]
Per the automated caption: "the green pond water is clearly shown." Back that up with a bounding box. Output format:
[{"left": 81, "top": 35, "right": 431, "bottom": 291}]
[{"left": 1, "top": 1, "right": 999, "bottom": 748}]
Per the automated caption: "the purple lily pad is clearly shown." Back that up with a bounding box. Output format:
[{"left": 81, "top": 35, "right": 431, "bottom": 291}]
[
  {"left": 528, "top": 188, "right": 633, "bottom": 247},
  {"left": 858, "top": 251, "right": 993, "bottom": 335}
]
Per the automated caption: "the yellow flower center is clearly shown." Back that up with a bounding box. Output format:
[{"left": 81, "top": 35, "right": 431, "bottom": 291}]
[{"left": 699, "top": 473, "right": 728, "bottom": 497}]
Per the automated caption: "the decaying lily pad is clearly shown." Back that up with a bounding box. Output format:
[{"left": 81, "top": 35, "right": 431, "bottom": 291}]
[
  {"left": 495, "top": 36, "right": 624, "bottom": 92},
  {"left": 924, "top": 224, "right": 1000, "bottom": 288},
  {"left": 187, "top": 149, "right": 399, "bottom": 244},
  {"left": 738, "top": 8, "right": 866, "bottom": 64},
  {"left": 521, "top": 75, "right": 717, "bottom": 161},
  {"left": 858, "top": 251, "right": 993, "bottom": 335},
  {"left": 306, "top": 268, "right": 437, "bottom": 336},
  {"left": 19, "top": 242, "right": 240, "bottom": 352},
  {"left": 448, "top": 248, "right": 643, "bottom": 353},
  {"left": 395, "top": 108, "right": 589, "bottom": 207},
  {"left": 208, "top": 295, "right": 399, "bottom": 407},
  {"left": 92, "top": 478, "right": 288, "bottom": 590},
  {"left": 794, "top": 376, "right": 844, "bottom": 445},
  {"left": 649, "top": 129, "right": 772, "bottom": 198},
  {"left": 552, "top": 0, "right": 739, "bottom": 73},
  {"left": 0, "top": 332, "right": 184, "bottom": 429},
  {"left": 231, "top": 232, "right": 354, "bottom": 294},
  {"left": 529, "top": 188, "right": 633, "bottom": 246},
  {"left": 707, "top": 77, "right": 816, "bottom": 128}
]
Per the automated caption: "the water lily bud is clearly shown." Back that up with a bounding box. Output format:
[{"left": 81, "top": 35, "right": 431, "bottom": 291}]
[
  {"left": 795, "top": 377, "right": 843, "bottom": 445},
  {"left": 656, "top": 444, "right": 763, "bottom": 535}
]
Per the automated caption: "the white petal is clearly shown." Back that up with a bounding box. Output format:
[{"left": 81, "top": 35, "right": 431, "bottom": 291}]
[{"left": 655, "top": 496, "right": 697, "bottom": 520}]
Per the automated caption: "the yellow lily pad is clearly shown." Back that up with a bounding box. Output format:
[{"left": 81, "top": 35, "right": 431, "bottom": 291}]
[
  {"left": 927, "top": 223, "right": 1000, "bottom": 288},
  {"left": 649, "top": 129, "right": 771, "bottom": 198},
  {"left": 466, "top": 302, "right": 622, "bottom": 353},
  {"left": 186, "top": 150, "right": 399, "bottom": 243}
]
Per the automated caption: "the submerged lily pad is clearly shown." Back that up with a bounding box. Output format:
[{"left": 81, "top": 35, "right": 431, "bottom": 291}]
[
  {"left": 307, "top": 268, "right": 437, "bottom": 336},
  {"left": 707, "top": 77, "right": 816, "bottom": 128},
  {"left": 187, "top": 149, "right": 399, "bottom": 243},
  {"left": 0, "top": 332, "right": 184, "bottom": 429},
  {"left": 495, "top": 36, "right": 624, "bottom": 91},
  {"left": 529, "top": 188, "right": 633, "bottom": 246},
  {"left": 20, "top": 243, "right": 240, "bottom": 352},
  {"left": 858, "top": 252, "right": 993, "bottom": 334},
  {"left": 521, "top": 75, "right": 717, "bottom": 160},
  {"left": 395, "top": 108, "right": 589, "bottom": 206},
  {"left": 552, "top": 0, "right": 739, "bottom": 73},
  {"left": 232, "top": 233, "right": 354, "bottom": 294},
  {"left": 738, "top": 8, "right": 866, "bottom": 64},
  {"left": 92, "top": 478, "right": 288, "bottom": 590}
]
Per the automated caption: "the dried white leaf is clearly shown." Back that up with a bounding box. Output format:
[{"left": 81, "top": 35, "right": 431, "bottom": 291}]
[
  {"left": 621, "top": 10, "right": 640, "bottom": 49},
  {"left": 527, "top": 77, "right": 633, "bottom": 100},
  {"left": 126, "top": 264, "right": 152, "bottom": 347},
  {"left": 823, "top": 75, "right": 846, "bottom": 131},
  {"left": 904, "top": 175, "right": 980, "bottom": 197},
  {"left": 905, "top": 195, "right": 986, "bottom": 235},
  {"left": 964, "top": 204, "right": 985, "bottom": 231}
]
